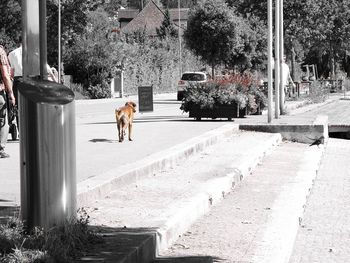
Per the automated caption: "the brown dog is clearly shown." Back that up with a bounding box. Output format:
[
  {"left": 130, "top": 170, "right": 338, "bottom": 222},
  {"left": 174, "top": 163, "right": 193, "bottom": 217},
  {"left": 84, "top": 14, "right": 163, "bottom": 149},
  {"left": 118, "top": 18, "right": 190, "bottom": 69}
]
[{"left": 115, "top": 101, "right": 136, "bottom": 142}]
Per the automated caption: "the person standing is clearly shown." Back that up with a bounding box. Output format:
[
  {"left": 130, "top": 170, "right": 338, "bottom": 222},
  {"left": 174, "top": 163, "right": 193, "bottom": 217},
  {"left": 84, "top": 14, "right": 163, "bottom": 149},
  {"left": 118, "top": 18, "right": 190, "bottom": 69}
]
[
  {"left": 0, "top": 45, "right": 15, "bottom": 158},
  {"left": 281, "top": 55, "right": 296, "bottom": 102},
  {"left": 8, "top": 44, "right": 58, "bottom": 83}
]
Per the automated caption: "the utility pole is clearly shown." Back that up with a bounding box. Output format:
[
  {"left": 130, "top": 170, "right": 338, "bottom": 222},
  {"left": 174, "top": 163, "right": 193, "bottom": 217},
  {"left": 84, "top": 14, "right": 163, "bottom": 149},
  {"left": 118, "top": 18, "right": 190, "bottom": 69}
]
[
  {"left": 274, "top": 0, "right": 280, "bottom": 119},
  {"left": 267, "top": 0, "right": 273, "bottom": 123},
  {"left": 178, "top": 0, "right": 182, "bottom": 78},
  {"left": 279, "top": 0, "right": 284, "bottom": 114},
  {"left": 58, "top": 0, "right": 61, "bottom": 83}
]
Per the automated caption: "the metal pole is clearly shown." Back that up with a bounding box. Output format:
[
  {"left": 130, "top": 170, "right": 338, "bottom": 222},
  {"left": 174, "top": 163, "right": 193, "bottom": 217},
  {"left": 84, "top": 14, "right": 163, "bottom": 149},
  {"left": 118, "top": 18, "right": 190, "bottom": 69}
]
[
  {"left": 22, "top": 0, "right": 40, "bottom": 78},
  {"left": 58, "top": 0, "right": 61, "bottom": 83},
  {"left": 21, "top": 0, "right": 28, "bottom": 80},
  {"left": 279, "top": 0, "right": 284, "bottom": 114},
  {"left": 20, "top": 0, "right": 76, "bottom": 231},
  {"left": 274, "top": 0, "right": 280, "bottom": 118},
  {"left": 178, "top": 0, "right": 182, "bottom": 78},
  {"left": 267, "top": 0, "right": 273, "bottom": 123},
  {"left": 39, "top": 0, "right": 47, "bottom": 80}
]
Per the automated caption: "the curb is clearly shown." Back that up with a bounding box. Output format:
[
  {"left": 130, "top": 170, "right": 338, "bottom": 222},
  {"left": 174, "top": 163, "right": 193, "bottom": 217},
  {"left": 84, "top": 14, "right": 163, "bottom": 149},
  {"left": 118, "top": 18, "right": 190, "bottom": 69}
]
[
  {"left": 239, "top": 115, "right": 328, "bottom": 144},
  {"left": 153, "top": 133, "right": 282, "bottom": 254},
  {"left": 77, "top": 124, "right": 240, "bottom": 207}
]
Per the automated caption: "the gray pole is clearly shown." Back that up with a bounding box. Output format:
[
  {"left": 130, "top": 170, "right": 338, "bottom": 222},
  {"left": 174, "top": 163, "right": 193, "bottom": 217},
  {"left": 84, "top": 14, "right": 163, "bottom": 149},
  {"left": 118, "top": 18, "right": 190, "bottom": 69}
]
[
  {"left": 20, "top": 0, "right": 76, "bottom": 230},
  {"left": 178, "top": 0, "right": 182, "bottom": 78},
  {"left": 267, "top": 0, "right": 273, "bottom": 123},
  {"left": 22, "top": 0, "right": 40, "bottom": 78},
  {"left": 39, "top": 0, "right": 47, "bottom": 80},
  {"left": 274, "top": 0, "right": 280, "bottom": 118},
  {"left": 58, "top": 0, "right": 61, "bottom": 84},
  {"left": 279, "top": 0, "right": 284, "bottom": 114}
]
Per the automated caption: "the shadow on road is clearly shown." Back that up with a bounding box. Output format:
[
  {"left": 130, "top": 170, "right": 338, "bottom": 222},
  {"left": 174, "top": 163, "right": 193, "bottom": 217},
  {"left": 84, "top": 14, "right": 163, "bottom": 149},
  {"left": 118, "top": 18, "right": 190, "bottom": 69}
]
[
  {"left": 83, "top": 116, "right": 234, "bottom": 125},
  {"left": 0, "top": 209, "right": 223, "bottom": 262},
  {"left": 89, "top": 138, "right": 117, "bottom": 143},
  {"left": 77, "top": 226, "right": 223, "bottom": 263},
  {"left": 0, "top": 204, "right": 20, "bottom": 225}
]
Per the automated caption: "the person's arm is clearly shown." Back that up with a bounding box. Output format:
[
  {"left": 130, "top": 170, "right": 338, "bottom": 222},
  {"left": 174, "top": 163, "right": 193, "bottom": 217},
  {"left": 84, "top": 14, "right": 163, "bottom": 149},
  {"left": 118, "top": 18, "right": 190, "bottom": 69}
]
[
  {"left": 46, "top": 65, "right": 58, "bottom": 83},
  {"left": 0, "top": 64, "right": 15, "bottom": 105},
  {"left": 288, "top": 69, "right": 296, "bottom": 87}
]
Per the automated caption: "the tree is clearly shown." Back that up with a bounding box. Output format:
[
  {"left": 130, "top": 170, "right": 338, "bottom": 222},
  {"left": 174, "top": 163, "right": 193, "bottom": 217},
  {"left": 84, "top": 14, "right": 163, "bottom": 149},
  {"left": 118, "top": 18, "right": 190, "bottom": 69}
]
[
  {"left": 0, "top": 0, "right": 21, "bottom": 50},
  {"left": 156, "top": 9, "right": 178, "bottom": 39},
  {"left": 300, "top": 0, "right": 350, "bottom": 77},
  {"left": 184, "top": 0, "right": 248, "bottom": 77},
  {"left": 64, "top": 8, "right": 114, "bottom": 98}
]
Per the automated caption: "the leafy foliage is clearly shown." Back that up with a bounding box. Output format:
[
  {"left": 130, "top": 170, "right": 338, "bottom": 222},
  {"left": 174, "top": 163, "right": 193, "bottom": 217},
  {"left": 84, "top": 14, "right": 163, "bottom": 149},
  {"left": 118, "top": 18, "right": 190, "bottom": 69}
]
[
  {"left": 0, "top": 0, "right": 21, "bottom": 50},
  {"left": 180, "top": 72, "right": 267, "bottom": 114},
  {"left": 120, "top": 35, "right": 204, "bottom": 94},
  {"left": 0, "top": 209, "right": 100, "bottom": 263},
  {"left": 184, "top": 0, "right": 253, "bottom": 76},
  {"left": 156, "top": 9, "right": 178, "bottom": 39},
  {"left": 64, "top": 8, "right": 114, "bottom": 98},
  {"left": 309, "top": 80, "right": 328, "bottom": 103}
]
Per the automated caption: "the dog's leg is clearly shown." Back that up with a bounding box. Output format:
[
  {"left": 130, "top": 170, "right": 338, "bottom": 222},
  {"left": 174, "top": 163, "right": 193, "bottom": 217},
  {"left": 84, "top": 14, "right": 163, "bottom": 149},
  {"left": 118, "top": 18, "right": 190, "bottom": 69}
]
[
  {"left": 118, "top": 122, "right": 123, "bottom": 142},
  {"left": 121, "top": 116, "right": 129, "bottom": 142},
  {"left": 128, "top": 122, "right": 133, "bottom": 141}
]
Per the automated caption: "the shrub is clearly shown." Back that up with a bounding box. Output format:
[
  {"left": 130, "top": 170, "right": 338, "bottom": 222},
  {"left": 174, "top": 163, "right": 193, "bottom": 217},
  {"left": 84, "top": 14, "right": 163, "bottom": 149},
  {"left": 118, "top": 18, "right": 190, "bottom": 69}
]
[
  {"left": 309, "top": 80, "right": 328, "bottom": 103},
  {"left": 0, "top": 209, "right": 101, "bottom": 263},
  {"left": 180, "top": 72, "right": 267, "bottom": 115}
]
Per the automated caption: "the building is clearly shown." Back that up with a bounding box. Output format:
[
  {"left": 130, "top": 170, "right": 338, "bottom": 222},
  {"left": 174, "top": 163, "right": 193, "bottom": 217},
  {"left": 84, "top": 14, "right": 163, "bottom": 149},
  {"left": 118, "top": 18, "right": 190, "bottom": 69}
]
[{"left": 118, "top": 0, "right": 188, "bottom": 36}]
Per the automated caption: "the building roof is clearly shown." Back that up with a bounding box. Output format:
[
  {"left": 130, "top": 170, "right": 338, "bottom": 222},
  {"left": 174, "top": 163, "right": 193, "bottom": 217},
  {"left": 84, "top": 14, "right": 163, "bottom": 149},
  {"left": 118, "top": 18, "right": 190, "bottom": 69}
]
[
  {"left": 118, "top": 9, "right": 139, "bottom": 21},
  {"left": 119, "top": 1, "right": 189, "bottom": 36},
  {"left": 121, "top": 0, "right": 165, "bottom": 36}
]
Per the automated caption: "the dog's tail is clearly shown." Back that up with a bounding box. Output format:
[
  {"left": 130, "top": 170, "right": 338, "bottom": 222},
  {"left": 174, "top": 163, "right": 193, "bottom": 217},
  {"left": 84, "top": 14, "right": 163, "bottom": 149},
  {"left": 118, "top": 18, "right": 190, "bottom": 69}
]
[{"left": 115, "top": 109, "right": 128, "bottom": 126}]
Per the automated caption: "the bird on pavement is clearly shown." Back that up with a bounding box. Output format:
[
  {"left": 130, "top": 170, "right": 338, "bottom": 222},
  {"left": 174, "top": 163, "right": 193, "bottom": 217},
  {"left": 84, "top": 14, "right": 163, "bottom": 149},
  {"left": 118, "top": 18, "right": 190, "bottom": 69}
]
[{"left": 309, "top": 136, "right": 324, "bottom": 147}]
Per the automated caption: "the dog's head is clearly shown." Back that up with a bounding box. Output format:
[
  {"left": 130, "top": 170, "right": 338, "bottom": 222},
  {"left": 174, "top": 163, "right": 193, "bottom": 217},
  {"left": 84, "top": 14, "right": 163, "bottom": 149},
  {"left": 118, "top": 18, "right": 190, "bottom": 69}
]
[{"left": 125, "top": 101, "right": 137, "bottom": 113}]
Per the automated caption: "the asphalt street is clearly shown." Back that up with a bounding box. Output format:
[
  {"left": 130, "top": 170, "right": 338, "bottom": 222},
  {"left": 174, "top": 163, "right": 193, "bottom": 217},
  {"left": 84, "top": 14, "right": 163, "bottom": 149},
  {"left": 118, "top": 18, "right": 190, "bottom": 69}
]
[{"left": 1, "top": 93, "right": 229, "bottom": 205}]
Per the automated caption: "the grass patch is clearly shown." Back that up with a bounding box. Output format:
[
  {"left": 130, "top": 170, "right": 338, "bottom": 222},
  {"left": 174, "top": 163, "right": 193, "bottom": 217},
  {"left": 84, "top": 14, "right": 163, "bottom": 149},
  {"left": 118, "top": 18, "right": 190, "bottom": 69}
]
[{"left": 0, "top": 208, "right": 102, "bottom": 263}]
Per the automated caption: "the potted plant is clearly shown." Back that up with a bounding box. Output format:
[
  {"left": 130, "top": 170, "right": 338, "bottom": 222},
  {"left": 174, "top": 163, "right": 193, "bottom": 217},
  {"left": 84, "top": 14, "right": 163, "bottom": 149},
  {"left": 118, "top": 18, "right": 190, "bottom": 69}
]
[
  {"left": 180, "top": 82, "right": 249, "bottom": 120},
  {"left": 180, "top": 72, "right": 267, "bottom": 120},
  {"left": 247, "top": 85, "right": 268, "bottom": 115}
]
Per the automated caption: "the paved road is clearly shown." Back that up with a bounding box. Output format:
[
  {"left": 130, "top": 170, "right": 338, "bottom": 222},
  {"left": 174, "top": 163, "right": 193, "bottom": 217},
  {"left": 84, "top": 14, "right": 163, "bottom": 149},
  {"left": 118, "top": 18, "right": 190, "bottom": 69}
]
[
  {"left": 1, "top": 93, "right": 348, "bottom": 205},
  {"left": 1, "top": 93, "right": 229, "bottom": 204}
]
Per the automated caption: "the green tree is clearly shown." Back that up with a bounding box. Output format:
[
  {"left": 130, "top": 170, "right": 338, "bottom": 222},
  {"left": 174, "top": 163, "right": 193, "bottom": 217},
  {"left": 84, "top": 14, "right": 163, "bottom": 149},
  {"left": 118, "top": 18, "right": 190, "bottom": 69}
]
[
  {"left": 184, "top": 0, "right": 248, "bottom": 77},
  {"left": 0, "top": 0, "right": 21, "bottom": 50},
  {"left": 301, "top": 0, "right": 350, "bottom": 77},
  {"left": 64, "top": 8, "right": 114, "bottom": 98},
  {"left": 156, "top": 9, "right": 178, "bottom": 39}
]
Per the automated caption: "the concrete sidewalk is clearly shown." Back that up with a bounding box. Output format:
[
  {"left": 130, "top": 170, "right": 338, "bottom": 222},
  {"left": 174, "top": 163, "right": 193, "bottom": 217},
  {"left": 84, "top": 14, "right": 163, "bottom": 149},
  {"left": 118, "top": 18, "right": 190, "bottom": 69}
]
[
  {"left": 0, "top": 92, "right": 345, "bottom": 262},
  {"left": 160, "top": 140, "right": 324, "bottom": 263},
  {"left": 289, "top": 138, "right": 350, "bottom": 263}
]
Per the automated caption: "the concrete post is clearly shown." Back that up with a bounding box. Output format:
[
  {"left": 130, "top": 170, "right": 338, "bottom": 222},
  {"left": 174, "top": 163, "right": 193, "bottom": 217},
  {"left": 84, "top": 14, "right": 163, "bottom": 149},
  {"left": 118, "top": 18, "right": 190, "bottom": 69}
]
[
  {"left": 267, "top": 0, "right": 273, "bottom": 123},
  {"left": 274, "top": 0, "right": 280, "bottom": 118},
  {"left": 279, "top": 0, "right": 285, "bottom": 114}
]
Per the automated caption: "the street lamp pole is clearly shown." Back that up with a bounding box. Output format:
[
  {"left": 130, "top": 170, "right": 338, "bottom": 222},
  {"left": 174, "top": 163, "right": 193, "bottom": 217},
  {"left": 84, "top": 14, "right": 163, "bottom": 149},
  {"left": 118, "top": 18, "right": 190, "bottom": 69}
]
[
  {"left": 274, "top": 0, "right": 280, "bottom": 119},
  {"left": 279, "top": 0, "right": 284, "bottom": 114},
  {"left": 58, "top": 0, "right": 61, "bottom": 83},
  {"left": 267, "top": 0, "right": 273, "bottom": 123},
  {"left": 178, "top": 0, "right": 182, "bottom": 78}
]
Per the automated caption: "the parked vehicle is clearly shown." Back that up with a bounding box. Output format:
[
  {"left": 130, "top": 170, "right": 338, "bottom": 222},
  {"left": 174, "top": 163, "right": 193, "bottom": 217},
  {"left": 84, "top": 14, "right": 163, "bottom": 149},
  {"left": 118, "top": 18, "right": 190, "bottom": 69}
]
[{"left": 177, "top": 72, "right": 208, "bottom": 101}]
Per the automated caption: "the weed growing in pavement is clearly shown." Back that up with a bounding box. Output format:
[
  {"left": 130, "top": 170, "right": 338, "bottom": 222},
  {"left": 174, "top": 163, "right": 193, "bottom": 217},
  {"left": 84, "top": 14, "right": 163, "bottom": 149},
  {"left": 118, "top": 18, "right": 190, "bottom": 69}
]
[{"left": 0, "top": 208, "right": 102, "bottom": 263}]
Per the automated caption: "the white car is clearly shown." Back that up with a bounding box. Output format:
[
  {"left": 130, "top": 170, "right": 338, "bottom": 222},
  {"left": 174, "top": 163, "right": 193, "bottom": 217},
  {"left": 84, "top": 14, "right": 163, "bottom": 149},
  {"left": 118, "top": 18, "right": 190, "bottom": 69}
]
[{"left": 177, "top": 72, "right": 208, "bottom": 101}]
